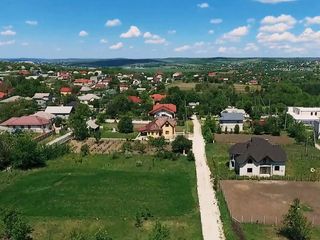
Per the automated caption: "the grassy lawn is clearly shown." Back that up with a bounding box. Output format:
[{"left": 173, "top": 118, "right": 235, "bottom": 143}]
[
  {"left": 176, "top": 120, "right": 194, "bottom": 133},
  {"left": 0, "top": 154, "right": 201, "bottom": 239},
  {"left": 206, "top": 143, "right": 320, "bottom": 180}
]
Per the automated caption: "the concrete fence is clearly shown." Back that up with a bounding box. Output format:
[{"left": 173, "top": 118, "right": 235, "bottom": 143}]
[{"left": 47, "top": 132, "right": 73, "bottom": 146}]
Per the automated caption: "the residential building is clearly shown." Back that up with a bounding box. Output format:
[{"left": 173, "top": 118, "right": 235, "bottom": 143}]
[
  {"left": 149, "top": 104, "right": 177, "bottom": 118},
  {"left": 78, "top": 94, "right": 100, "bottom": 105},
  {"left": 0, "top": 115, "right": 52, "bottom": 133},
  {"left": 45, "top": 106, "right": 73, "bottom": 119},
  {"left": 150, "top": 94, "right": 166, "bottom": 104},
  {"left": 139, "top": 117, "right": 176, "bottom": 140},
  {"left": 32, "top": 93, "right": 52, "bottom": 108},
  {"left": 60, "top": 87, "right": 72, "bottom": 96},
  {"left": 219, "top": 112, "right": 244, "bottom": 132},
  {"left": 128, "top": 96, "right": 142, "bottom": 104},
  {"left": 229, "top": 137, "right": 287, "bottom": 177},
  {"left": 221, "top": 106, "right": 250, "bottom": 118}
]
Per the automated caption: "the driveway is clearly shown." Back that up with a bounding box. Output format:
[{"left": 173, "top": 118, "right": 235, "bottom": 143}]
[{"left": 192, "top": 116, "right": 225, "bottom": 240}]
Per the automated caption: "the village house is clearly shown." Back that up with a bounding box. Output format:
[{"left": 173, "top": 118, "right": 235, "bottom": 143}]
[
  {"left": 57, "top": 71, "right": 71, "bottom": 80},
  {"left": 45, "top": 106, "right": 73, "bottom": 119},
  {"left": 150, "top": 94, "right": 166, "bottom": 105},
  {"left": 73, "top": 78, "right": 93, "bottom": 87},
  {"left": 128, "top": 96, "right": 142, "bottom": 104},
  {"left": 0, "top": 115, "right": 52, "bottom": 133},
  {"left": 60, "top": 87, "right": 72, "bottom": 96},
  {"left": 149, "top": 104, "right": 177, "bottom": 119},
  {"left": 221, "top": 106, "right": 250, "bottom": 119},
  {"left": 78, "top": 94, "right": 100, "bottom": 106},
  {"left": 219, "top": 112, "right": 244, "bottom": 133},
  {"left": 229, "top": 137, "right": 287, "bottom": 177},
  {"left": 172, "top": 72, "right": 183, "bottom": 80},
  {"left": 32, "top": 93, "right": 52, "bottom": 108},
  {"left": 119, "top": 83, "right": 129, "bottom": 92},
  {"left": 139, "top": 117, "right": 177, "bottom": 140}
]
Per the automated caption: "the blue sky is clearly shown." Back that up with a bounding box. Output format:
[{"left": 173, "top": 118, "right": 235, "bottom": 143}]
[{"left": 0, "top": 0, "right": 320, "bottom": 58}]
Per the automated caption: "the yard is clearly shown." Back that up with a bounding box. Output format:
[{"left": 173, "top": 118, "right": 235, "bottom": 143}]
[
  {"left": 0, "top": 154, "right": 201, "bottom": 239},
  {"left": 233, "top": 83, "right": 262, "bottom": 93},
  {"left": 101, "top": 122, "right": 143, "bottom": 139}
]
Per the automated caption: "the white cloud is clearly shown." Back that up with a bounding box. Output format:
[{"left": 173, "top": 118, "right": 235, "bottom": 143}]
[
  {"left": 197, "top": 2, "right": 209, "bottom": 8},
  {"left": 194, "top": 41, "right": 205, "bottom": 47},
  {"left": 259, "top": 23, "right": 294, "bottom": 32},
  {"left": 222, "top": 26, "right": 249, "bottom": 41},
  {"left": 21, "top": 42, "right": 29, "bottom": 46},
  {"left": 261, "top": 14, "right": 296, "bottom": 26},
  {"left": 100, "top": 38, "right": 108, "bottom": 44},
  {"left": 244, "top": 43, "right": 259, "bottom": 51},
  {"left": 0, "top": 29, "right": 16, "bottom": 36},
  {"left": 144, "top": 32, "right": 166, "bottom": 44},
  {"left": 174, "top": 45, "right": 191, "bottom": 52},
  {"left": 217, "top": 46, "right": 237, "bottom": 54},
  {"left": 120, "top": 26, "right": 141, "bottom": 38},
  {"left": 79, "top": 30, "right": 88, "bottom": 37},
  {"left": 110, "top": 42, "right": 124, "bottom": 50},
  {"left": 255, "top": 0, "right": 296, "bottom": 3},
  {"left": 105, "top": 19, "right": 121, "bottom": 27},
  {"left": 208, "top": 30, "right": 214, "bottom": 34},
  {"left": 304, "top": 16, "right": 320, "bottom": 26},
  {"left": 210, "top": 18, "right": 223, "bottom": 24},
  {"left": 25, "top": 20, "right": 38, "bottom": 26},
  {"left": 168, "top": 30, "right": 176, "bottom": 34},
  {"left": 268, "top": 44, "right": 304, "bottom": 53},
  {"left": 0, "top": 40, "right": 15, "bottom": 46}
]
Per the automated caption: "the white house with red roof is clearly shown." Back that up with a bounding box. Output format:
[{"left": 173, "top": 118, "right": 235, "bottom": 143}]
[
  {"left": 149, "top": 104, "right": 177, "bottom": 118},
  {"left": 0, "top": 115, "right": 52, "bottom": 133}
]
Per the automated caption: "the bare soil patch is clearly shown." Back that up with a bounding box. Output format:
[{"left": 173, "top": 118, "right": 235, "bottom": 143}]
[{"left": 221, "top": 180, "right": 320, "bottom": 225}]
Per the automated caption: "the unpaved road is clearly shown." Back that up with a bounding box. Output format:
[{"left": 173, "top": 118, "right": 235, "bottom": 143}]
[{"left": 192, "top": 116, "right": 225, "bottom": 240}]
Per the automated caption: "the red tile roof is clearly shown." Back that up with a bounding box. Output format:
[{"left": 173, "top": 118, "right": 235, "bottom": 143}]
[
  {"left": 150, "top": 94, "right": 166, "bottom": 102},
  {"left": 60, "top": 87, "right": 72, "bottom": 93},
  {"left": 128, "top": 96, "right": 142, "bottom": 104},
  {"left": 0, "top": 92, "right": 7, "bottom": 99},
  {"left": 74, "top": 79, "right": 92, "bottom": 84},
  {"left": 139, "top": 117, "right": 176, "bottom": 132},
  {"left": 0, "top": 116, "right": 50, "bottom": 126},
  {"left": 149, "top": 104, "right": 177, "bottom": 114}
]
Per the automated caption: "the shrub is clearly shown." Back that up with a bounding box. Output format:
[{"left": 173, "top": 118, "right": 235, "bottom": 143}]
[
  {"left": 187, "top": 151, "right": 195, "bottom": 161},
  {"left": 234, "top": 124, "right": 240, "bottom": 134},
  {"left": 171, "top": 135, "right": 192, "bottom": 154},
  {"left": 80, "top": 144, "right": 90, "bottom": 157},
  {"left": 149, "top": 221, "right": 170, "bottom": 240}
]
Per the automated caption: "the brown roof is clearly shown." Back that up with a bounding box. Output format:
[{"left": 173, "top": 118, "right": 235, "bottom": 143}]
[
  {"left": 139, "top": 117, "right": 176, "bottom": 132},
  {"left": 149, "top": 104, "right": 177, "bottom": 115},
  {"left": 150, "top": 94, "right": 166, "bottom": 102},
  {"left": 0, "top": 116, "right": 50, "bottom": 126}
]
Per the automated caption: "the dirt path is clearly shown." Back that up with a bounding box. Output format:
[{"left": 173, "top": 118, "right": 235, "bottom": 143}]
[{"left": 191, "top": 116, "right": 225, "bottom": 240}]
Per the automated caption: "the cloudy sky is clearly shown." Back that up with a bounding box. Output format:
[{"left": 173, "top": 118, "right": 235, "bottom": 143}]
[{"left": 0, "top": 0, "right": 320, "bottom": 58}]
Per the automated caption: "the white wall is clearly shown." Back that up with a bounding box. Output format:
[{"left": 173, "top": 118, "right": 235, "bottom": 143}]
[
  {"left": 220, "top": 123, "right": 243, "bottom": 132},
  {"left": 239, "top": 163, "right": 285, "bottom": 177}
]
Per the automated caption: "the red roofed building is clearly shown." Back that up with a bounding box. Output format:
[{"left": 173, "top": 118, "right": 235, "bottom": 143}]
[
  {"left": 149, "top": 104, "right": 177, "bottom": 118},
  {"left": 150, "top": 94, "right": 166, "bottom": 104},
  {"left": 139, "top": 117, "right": 176, "bottom": 140},
  {"left": 74, "top": 79, "right": 93, "bottom": 86},
  {"left": 58, "top": 72, "right": 71, "bottom": 80},
  {"left": 0, "top": 92, "right": 7, "bottom": 99},
  {"left": 60, "top": 87, "right": 72, "bottom": 96},
  {"left": 19, "top": 70, "right": 30, "bottom": 76},
  {"left": 208, "top": 72, "right": 217, "bottom": 77},
  {"left": 0, "top": 115, "right": 52, "bottom": 133},
  {"left": 128, "top": 96, "right": 142, "bottom": 104}
]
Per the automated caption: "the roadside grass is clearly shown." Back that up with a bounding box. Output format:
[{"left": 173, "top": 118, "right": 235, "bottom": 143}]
[
  {"left": 176, "top": 120, "right": 194, "bottom": 133},
  {"left": 101, "top": 131, "right": 138, "bottom": 139},
  {"left": 0, "top": 154, "right": 201, "bottom": 239}
]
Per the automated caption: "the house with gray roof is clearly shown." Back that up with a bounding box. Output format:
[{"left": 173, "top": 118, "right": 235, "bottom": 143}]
[
  {"left": 229, "top": 137, "right": 287, "bottom": 177},
  {"left": 219, "top": 112, "right": 244, "bottom": 133}
]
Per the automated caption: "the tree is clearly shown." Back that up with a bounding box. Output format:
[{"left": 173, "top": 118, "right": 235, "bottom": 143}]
[
  {"left": 187, "top": 151, "right": 195, "bottom": 161},
  {"left": 149, "top": 221, "right": 170, "bottom": 240},
  {"left": 171, "top": 135, "right": 192, "bottom": 154},
  {"left": 118, "top": 117, "right": 133, "bottom": 133},
  {"left": 0, "top": 133, "right": 13, "bottom": 170},
  {"left": 69, "top": 104, "right": 90, "bottom": 140},
  {"left": 10, "top": 134, "right": 45, "bottom": 170},
  {"left": 94, "top": 130, "right": 102, "bottom": 143},
  {"left": 234, "top": 124, "right": 240, "bottom": 134},
  {"left": 149, "top": 137, "right": 167, "bottom": 152},
  {"left": 280, "top": 198, "right": 311, "bottom": 240},
  {"left": 1, "top": 209, "right": 33, "bottom": 240}
]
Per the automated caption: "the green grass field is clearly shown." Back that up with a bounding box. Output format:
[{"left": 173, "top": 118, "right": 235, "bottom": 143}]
[{"left": 0, "top": 154, "right": 201, "bottom": 239}]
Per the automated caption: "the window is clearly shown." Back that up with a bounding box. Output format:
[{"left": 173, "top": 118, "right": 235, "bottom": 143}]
[
  {"left": 247, "top": 159, "right": 253, "bottom": 164},
  {"left": 165, "top": 131, "right": 169, "bottom": 135},
  {"left": 275, "top": 166, "right": 280, "bottom": 171},
  {"left": 247, "top": 168, "right": 253, "bottom": 173},
  {"left": 311, "top": 112, "right": 313, "bottom": 116},
  {"left": 165, "top": 123, "right": 169, "bottom": 127},
  {"left": 231, "top": 161, "right": 235, "bottom": 167}
]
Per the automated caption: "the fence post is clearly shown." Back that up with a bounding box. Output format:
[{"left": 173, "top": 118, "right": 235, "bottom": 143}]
[
  {"left": 264, "top": 216, "right": 266, "bottom": 224},
  {"left": 251, "top": 216, "right": 252, "bottom": 223},
  {"left": 275, "top": 216, "right": 277, "bottom": 226},
  {"left": 241, "top": 215, "right": 243, "bottom": 223}
]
